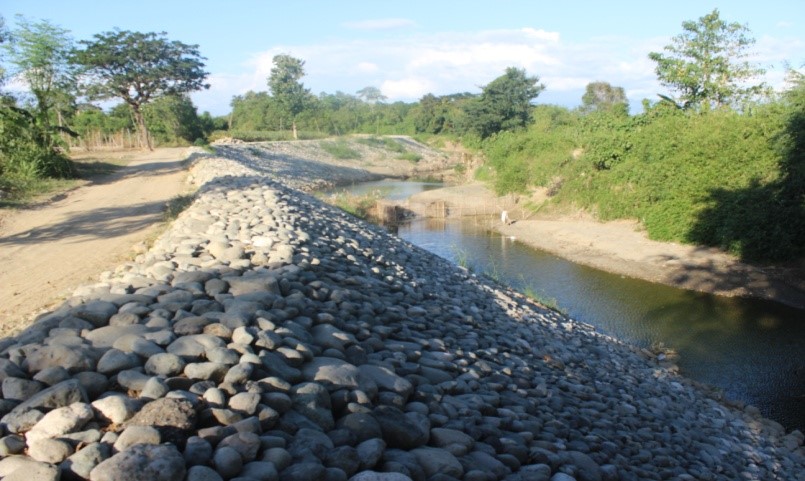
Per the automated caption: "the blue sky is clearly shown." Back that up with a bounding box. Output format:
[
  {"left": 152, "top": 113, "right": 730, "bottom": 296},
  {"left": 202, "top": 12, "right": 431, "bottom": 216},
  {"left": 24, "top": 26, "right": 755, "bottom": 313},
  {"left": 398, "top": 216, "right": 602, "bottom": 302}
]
[{"left": 3, "top": 1, "right": 803, "bottom": 115}]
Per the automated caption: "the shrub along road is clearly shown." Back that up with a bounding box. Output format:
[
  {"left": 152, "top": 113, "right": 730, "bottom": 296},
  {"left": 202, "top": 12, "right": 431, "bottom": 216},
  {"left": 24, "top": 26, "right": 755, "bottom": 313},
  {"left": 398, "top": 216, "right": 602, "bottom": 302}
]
[{"left": 0, "top": 148, "right": 190, "bottom": 336}]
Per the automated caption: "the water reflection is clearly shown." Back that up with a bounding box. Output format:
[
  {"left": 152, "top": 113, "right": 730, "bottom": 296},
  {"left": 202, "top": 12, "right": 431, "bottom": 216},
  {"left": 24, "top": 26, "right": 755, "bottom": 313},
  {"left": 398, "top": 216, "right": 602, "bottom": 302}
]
[
  {"left": 329, "top": 180, "right": 805, "bottom": 430},
  {"left": 397, "top": 217, "right": 805, "bottom": 431},
  {"left": 324, "top": 179, "right": 443, "bottom": 202}
]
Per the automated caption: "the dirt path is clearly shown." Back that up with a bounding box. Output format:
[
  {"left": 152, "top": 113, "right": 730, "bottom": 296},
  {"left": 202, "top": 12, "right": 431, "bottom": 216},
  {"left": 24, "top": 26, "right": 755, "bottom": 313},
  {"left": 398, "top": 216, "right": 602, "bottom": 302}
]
[
  {"left": 407, "top": 183, "right": 805, "bottom": 309},
  {"left": 0, "top": 148, "right": 191, "bottom": 335}
]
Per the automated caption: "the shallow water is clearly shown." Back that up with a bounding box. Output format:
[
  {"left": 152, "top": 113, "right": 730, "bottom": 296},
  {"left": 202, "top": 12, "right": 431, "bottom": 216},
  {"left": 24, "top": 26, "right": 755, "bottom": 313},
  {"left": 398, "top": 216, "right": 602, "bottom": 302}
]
[{"left": 336, "top": 181, "right": 805, "bottom": 431}]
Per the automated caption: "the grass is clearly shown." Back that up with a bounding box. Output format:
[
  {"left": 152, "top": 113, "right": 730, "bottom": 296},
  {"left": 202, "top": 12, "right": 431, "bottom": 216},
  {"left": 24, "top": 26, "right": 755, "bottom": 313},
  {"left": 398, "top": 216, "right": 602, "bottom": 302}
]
[
  {"left": 0, "top": 176, "right": 80, "bottom": 208},
  {"left": 448, "top": 248, "right": 567, "bottom": 315},
  {"left": 0, "top": 154, "right": 130, "bottom": 209},
  {"left": 208, "top": 130, "right": 327, "bottom": 142},
  {"left": 318, "top": 190, "right": 381, "bottom": 219},
  {"left": 164, "top": 194, "right": 195, "bottom": 221},
  {"left": 247, "top": 147, "right": 265, "bottom": 158},
  {"left": 319, "top": 140, "right": 362, "bottom": 160},
  {"left": 397, "top": 152, "right": 422, "bottom": 163},
  {"left": 131, "top": 191, "right": 197, "bottom": 258},
  {"left": 473, "top": 164, "right": 493, "bottom": 182},
  {"left": 357, "top": 136, "right": 406, "bottom": 153},
  {"left": 452, "top": 245, "right": 471, "bottom": 270},
  {"left": 520, "top": 284, "right": 566, "bottom": 315},
  {"left": 482, "top": 258, "right": 503, "bottom": 283},
  {"left": 357, "top": 136, "right": 423, "bottom": 163}
]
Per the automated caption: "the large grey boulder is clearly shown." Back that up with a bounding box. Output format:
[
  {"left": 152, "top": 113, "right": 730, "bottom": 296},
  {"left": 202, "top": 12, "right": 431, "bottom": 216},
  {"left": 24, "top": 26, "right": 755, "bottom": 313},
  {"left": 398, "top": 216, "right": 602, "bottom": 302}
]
[{"left": 89, "top": 444, "right": 185, "bottom": 481}]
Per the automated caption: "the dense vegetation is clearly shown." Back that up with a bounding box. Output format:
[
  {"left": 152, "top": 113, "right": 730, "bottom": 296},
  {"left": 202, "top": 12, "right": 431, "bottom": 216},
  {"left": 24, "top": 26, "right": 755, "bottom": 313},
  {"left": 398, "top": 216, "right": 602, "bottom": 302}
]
[
  {"left": 0, "top": 15, "right": 214, "bottom": 201},
  {"left": 477, "top": 10, "right": 804, "bottom": 263},
  {"left": 1, "top": 9, "right": 802, "bottom": 264},
  {"left": 484, "top": 83, "right": 804, "bottom": 262}
]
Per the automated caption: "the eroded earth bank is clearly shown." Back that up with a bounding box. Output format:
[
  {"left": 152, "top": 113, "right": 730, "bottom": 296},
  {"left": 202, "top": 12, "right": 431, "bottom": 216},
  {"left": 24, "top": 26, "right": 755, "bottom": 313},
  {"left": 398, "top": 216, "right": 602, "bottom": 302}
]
[{"left": 0, "top": 145, "right": 802, "bottom": 481}]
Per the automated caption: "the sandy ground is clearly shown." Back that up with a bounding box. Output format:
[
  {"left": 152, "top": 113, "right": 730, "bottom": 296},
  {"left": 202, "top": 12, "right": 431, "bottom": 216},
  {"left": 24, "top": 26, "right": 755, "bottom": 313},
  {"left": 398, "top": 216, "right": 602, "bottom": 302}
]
[
  {"left": 0, "top": 148, "right": 191, "bottom": 335},
  {"left": 408, "top": 183, "right": 805, "bottom": 309}
]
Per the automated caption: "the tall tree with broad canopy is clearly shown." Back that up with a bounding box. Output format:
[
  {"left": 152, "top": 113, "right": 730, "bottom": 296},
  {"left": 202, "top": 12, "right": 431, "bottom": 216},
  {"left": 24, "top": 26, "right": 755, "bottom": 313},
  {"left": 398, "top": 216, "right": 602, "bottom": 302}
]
[
  {"left": 73, "top": 30, "right": 209, "bottom": 150},
  {"left": 356, "top": 86, "right": 386, "bottom": 104},
  {"left": 357, "top": 86, "right": 387, "bottom": 134},
  {"left": 581, "top": 81, "right": 629, "bottom": 114},
  {"left": 3, "top": 16, "right": 78, "bottom": 148},
  {"left": 648, "top": 9, "right": 766, "bottom": 111},
  {"left": 268, "top": 54, "right": 312, "bottom": 140},
  {"left": 464, "top": 67, "right": 545, "bottom": 139}
]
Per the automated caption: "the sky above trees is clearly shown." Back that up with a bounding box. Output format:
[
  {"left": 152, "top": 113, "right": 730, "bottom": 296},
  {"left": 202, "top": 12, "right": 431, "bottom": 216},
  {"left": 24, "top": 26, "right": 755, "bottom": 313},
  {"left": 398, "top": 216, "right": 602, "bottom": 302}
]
[{"left": 3, "top": 0, "right": 803, "bottom": 115}]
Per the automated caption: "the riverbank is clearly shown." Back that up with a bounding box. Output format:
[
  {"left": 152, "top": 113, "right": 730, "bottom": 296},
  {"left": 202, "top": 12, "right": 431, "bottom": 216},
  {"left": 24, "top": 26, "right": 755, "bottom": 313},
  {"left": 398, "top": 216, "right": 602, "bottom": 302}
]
[
  {"left": 0, "top": 145, "right": 801, "bottom": 481},
  {"left": 405, "top": 183, "right": 805, "bottom": 310}
]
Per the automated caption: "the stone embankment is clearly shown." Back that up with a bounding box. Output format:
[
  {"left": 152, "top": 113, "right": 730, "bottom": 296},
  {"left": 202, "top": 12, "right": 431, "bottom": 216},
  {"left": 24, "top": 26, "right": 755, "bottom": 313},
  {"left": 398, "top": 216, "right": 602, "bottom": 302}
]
[{"left": 0, "top": 146, "right": 802, "bottom": 481}]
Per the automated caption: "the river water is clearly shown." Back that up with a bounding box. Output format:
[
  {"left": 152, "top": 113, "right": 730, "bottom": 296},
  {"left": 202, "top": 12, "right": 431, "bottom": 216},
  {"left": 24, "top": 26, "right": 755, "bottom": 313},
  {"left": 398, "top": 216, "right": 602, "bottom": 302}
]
[{"left": 330, "top": 180, "right": 805, "bottom": 431}]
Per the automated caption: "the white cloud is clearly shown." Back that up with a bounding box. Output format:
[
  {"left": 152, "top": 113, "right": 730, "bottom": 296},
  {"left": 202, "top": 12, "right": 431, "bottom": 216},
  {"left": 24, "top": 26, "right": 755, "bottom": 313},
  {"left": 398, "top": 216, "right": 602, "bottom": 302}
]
[
  {"left": 192, "top": 27, "right": 799, "bottom": 115},
  {"left": 342, "top": 18, "right": 416, "bottom": 30},
  {"left": 521, "top": 27, "right": 561, "bottom": 42},
  {"left": 356, "top": 62, "right": 379, "bottom": 73},
  {"left": 541, "top": 76, "right": 592, "bottom": 92},
  {"left": 381, "top": 77, "right": 436, "bottom": 99}
]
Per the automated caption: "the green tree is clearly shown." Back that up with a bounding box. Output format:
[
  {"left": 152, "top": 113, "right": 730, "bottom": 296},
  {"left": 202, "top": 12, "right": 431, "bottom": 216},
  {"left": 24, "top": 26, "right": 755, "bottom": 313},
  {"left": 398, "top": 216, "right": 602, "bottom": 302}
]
[
  {"left": 357, "top": 86, "right": 387, "bottom": 134},
  {"left": 580, "top": 81, "right": 629, "bottom": 114},
  {"left": 268, "top": 54, "right": 311, "bottom": 139},
  {"left": 318, "top": 91, "right": 362, "bottom": 134},
  {"left": 414, "top": 93, "right": 445, "bottom": 134},
  {"left": 231, "top": 91, "right": 269, "bottom": 131},
  {"left": 648, "top": 9, "right": 766, "bottom": 111},
  {"left": 463, "top": 67, "right": 545, "bottom": 138},
  {"left": 3, "top": 16, "right": 77, "bottom": 148},
  {"left": 143, "top": 94, "right": 205, "bottom": 145},
  {"left": 356, "top": 86, "right": 386, "bottom": 104},
  {"left": 73, "top": 30, "right": 209, "bottom": 150}
]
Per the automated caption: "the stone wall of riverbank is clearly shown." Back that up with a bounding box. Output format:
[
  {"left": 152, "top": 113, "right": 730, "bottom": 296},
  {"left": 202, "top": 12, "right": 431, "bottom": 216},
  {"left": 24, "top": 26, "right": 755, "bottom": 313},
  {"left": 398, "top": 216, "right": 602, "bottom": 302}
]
[{"left": 0, "top": 149, "right": 801, "bottom": 481}]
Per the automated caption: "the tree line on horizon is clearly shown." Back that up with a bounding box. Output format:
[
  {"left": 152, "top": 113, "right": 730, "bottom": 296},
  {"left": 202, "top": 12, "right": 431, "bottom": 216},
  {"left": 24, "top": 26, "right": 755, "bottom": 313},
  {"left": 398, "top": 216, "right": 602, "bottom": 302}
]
[{"left": 0, "top": 9, "right": 802, "bottom": 262}]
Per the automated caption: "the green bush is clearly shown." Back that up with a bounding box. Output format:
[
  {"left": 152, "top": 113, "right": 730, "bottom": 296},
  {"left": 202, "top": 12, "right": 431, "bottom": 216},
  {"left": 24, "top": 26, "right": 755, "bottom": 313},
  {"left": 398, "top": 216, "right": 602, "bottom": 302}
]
[
  {"left": 209, "top": 130, "right": 327, "bottom": 142},
  {"left": 319, "top": 140, "right": 362, "bottom": 159},
  {"left": 319, "top": 190, "right": 380, "bottom": 219},
  {"left": 479, "top": 99, "right": 804, "bottom": 262},
  {"left": 1, "top": 103, "right": 76, "bottom": 181},
  {"left": 397, "top": 152, "right": 422, "bottom": 163},
  {"left": 357, "top": 136, "right": 406, "bottom": 153}
]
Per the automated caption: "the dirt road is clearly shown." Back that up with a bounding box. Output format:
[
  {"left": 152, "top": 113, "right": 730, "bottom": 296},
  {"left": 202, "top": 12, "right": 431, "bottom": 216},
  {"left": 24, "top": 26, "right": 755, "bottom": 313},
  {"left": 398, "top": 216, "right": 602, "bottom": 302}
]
[{"left": 0, "top": 148, "right": 191, "bottom": 335}]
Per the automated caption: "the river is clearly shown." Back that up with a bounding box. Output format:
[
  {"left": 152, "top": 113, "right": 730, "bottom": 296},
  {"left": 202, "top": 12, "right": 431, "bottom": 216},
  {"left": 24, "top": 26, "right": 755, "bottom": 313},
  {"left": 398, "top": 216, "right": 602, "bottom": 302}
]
[{"left": 327, "top": 180, "right": 805, "bottom": 431}]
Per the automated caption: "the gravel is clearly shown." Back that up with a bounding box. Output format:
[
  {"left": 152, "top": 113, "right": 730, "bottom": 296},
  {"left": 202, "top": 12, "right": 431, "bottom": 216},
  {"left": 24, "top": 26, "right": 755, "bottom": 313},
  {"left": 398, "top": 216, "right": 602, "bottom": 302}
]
[{"left": 0, "top": 142, "right": 801, "bottom": 481}]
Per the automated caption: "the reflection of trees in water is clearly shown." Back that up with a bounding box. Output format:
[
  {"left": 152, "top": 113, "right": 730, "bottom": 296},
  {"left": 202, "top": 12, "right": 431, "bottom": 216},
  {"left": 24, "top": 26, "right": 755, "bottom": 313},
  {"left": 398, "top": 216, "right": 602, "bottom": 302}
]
[
  {"left": 399, "top": 214, "right": 805, "bottom": 429},
  {"left": 643, "top": 289, "right": 805, "bottom": 427}
]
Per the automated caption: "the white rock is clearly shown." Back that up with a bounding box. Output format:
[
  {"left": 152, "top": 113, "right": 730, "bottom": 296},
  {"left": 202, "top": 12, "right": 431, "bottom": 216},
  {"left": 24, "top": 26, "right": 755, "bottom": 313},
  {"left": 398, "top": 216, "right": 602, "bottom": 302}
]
[
  {"left": 93, "top": 395, "right": 137, "bottom": 424},
  {"left": 25, "top": 402, "right": 94, "bottom": 443}
]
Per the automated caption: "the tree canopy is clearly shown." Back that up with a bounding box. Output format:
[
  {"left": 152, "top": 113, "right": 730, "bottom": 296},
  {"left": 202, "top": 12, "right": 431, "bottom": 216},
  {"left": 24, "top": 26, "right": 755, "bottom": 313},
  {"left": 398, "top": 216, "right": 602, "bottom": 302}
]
[
  {"left": 0, "top": 15, "right": 75, "bottom": 179},
  {"left": 356, "top": 86, "right": 387, "bottom": 104},
  {"left": 581, "top": 81, "right": 629, "bottom": 115},
  {"left": 73, "top": 30, "right": 209, "bottom": 149},
  {"left": 464, "top": 67, "right": 545, "bottom": 138},
  {"left": 267, "top": 54, "right": 312, "bottom": 139},
  {"left": 3, "top": 16, "right": 78, "bottom": 148},
  {"left": 648, "top": 9, "right": 766, "bottom": 111}
]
